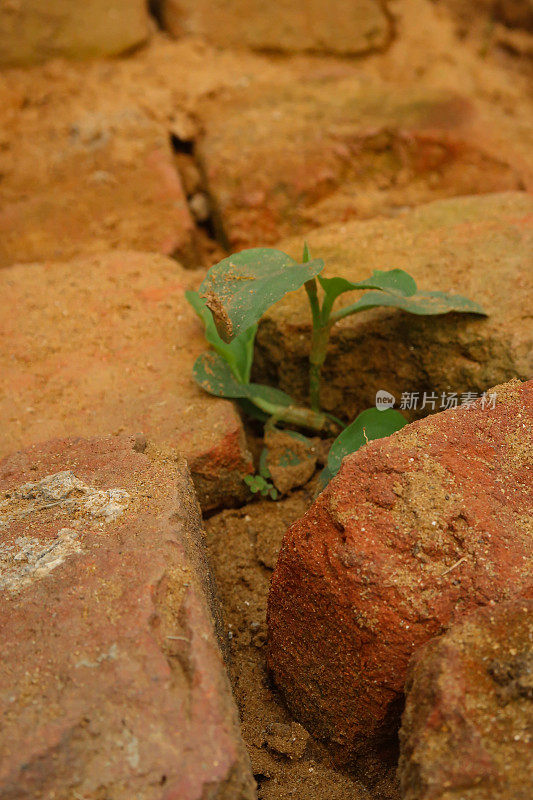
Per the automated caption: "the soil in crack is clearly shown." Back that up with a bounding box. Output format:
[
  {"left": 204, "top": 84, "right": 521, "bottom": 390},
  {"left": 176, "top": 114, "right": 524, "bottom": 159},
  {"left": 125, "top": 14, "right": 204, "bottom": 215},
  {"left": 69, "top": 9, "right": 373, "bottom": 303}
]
[{"left": 204, "top": 487, "right": 400, "bottom": 800}]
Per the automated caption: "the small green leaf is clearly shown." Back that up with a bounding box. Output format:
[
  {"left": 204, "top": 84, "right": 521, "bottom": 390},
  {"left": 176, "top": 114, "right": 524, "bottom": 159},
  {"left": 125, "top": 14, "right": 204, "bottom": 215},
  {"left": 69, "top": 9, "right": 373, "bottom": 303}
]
[
  {"left": 333, "top": 289, "right": 486, "bottom": 320},
  {"left": 354, "top": 269, "right": 418, "bottom": 297},
  {"left": 185, "top": 290, "right": 257, "bottom": 382},
  {"left": 199, "top": 248, "right": 325, "bottom": 341},
  {"left": 245, "top": 474, "right": 265, "bottom": 493},
  {"left": 244, "top": 472, "right": 279, "bottom": 500},
  {"left": 193, "top": 351, "right": 251, "bottom": 399},
  {"left": 319, "top": 407, "right": 407, "bottom": 489},
  {"left": 412, "top": 291, "right": 487, "bottom": 315},
  {"left": 193, "top": 352, "right": 296, "bottom": 407},
  {"left": 193, "top": 353, "right": 335, "bottom": 434},
  {"left": 319, "top": 268, "right": 418, "bottom": 307}
]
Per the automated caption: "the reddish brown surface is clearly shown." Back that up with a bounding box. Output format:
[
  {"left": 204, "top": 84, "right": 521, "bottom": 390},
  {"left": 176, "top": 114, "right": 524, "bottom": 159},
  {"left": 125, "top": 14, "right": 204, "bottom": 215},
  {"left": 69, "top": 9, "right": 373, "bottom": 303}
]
[
  {"left": 198, "top": 79, "right": 531, "bottom": 251},
  {"left": 398, "top": 598, "right": 533, "bottom": 800},
  {"left": 1, "top": 4, "right": 531, "bottom": 269},
  {"left": 191, "top": 0, "right": 532, "bottom": 252},
  {"left": 0, "top": 110, "right": 198, "bottom": 268},
  {"left": 0, "top": 436, "right": 255, "bottom": 799},
  {"left": 0, "top": 251, "right": 253, "bottom": 511},
  {"left": 267, "top": 379, "right": 533, "bottom": 759},
  {"left": 0, "top": 36, "right": 279, "bottom": 270}
]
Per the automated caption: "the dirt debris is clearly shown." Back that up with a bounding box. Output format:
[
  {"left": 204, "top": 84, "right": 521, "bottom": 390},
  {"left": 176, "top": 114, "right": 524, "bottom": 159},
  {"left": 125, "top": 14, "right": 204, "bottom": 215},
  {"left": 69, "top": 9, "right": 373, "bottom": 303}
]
[{"left": 262, "top": 722, "right": 311, "bottom": 761}]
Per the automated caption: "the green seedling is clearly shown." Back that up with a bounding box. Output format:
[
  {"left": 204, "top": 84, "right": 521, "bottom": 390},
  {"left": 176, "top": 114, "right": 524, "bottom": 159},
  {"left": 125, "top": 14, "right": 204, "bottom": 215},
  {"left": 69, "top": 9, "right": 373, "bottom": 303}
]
[
  {"left": 186, "top": 244, "right": 486, "bottom": 488},
  {"left": 185, "top": 286, "right": 337, "bottom": 435},
  {"left": 244, "top": 447, "right": 279, "bottom": 500},
  {"left": 318, "top": 407, "right": 407, "bottom": 489},
  {"left": 244, "top": 474, "right": 279, "bottom": 500}
]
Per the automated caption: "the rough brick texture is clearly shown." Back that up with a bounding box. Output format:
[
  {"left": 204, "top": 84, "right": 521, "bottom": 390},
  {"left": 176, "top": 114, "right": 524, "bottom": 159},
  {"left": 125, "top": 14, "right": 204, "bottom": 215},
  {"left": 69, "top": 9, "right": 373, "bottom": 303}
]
[
  {"left": 267, "top": 379, "right": 533, "bottom": 758},
  {"left": 399, "top": 598, "right": 533, "bottom": 800},
  {"left": 0, "top": 435, "right": 255, "bottom": 799}
]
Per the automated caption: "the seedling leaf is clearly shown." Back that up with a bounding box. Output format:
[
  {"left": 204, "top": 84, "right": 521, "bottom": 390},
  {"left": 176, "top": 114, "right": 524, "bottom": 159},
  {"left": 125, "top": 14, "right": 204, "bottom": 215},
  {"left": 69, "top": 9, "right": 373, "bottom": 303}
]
[
  {"left": 334, "top": 289, "right": 486, "bottom": 320},
  {"left": 244, "top": 473, "right": 279, "bottom": 500},
  {"left": 319, "top": 268, "right": 418, "bottom": 307},
  {"left": 185, "top": 290, "right": 257, "bottom": 382},
  {"left": 193, "top": 351, "right": 250, "bottom": 398},
  {"left": 193, "top": 351, "right": 296, "bottom": 407},
  {"left": 193, "top": 353, "right": 335, "bottom": 433},
  {"left": 199, "top": 248, "right": 325, "bottom": 341},
  {"left": 319, "top": 407, "right": 407, "bottom": 489}
]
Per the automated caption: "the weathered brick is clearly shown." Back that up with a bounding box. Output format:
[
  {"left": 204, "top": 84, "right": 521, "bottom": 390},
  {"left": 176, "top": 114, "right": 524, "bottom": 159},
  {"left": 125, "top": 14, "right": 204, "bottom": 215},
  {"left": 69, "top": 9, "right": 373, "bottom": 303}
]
[
  {"left": 267, "top": 379, "right": 533, "bottom": 758},
  {"left": 0, "top": 251, "right": 253, "bottom": 511},
  {"left": 399, "top": 598, "right": 533, "bottom": 800},
  {"left": 0, "top": 435, "right": 255, "bottom": 799}
]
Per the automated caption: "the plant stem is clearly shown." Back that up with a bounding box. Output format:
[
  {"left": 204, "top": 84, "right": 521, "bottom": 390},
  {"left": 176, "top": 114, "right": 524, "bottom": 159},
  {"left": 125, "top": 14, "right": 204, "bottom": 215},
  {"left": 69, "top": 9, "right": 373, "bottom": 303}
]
[
  {"left": 308, "top": 323, "right": 331, "bottom": 412},
  {"left": 251, "top": 395, "right": 338, "bottom": 435},
  {"left": 309, "top": 360, "right": 321, "bottom": 413},
  {"left": 304, "top": 278, "right": 320, "bottom": 328},
  {"left": 320, "top": 292, "right": 336, "bottom": 326},
  {"left": 305, "top": 277, "right": 332, "bottom": 413}
]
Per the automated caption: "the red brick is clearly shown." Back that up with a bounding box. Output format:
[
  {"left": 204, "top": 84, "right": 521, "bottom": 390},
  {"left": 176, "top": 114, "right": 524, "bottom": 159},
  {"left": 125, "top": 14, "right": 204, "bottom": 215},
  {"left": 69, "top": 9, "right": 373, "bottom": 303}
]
[
  {"left": 267, "top": 379, "right": 533, "bottom": 758},
  {"left": 399, "top": 598, "right": 533, "bottom": 800},
  {"left": 0, "top": 436, "right": 255, "bottom": 799}
]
